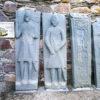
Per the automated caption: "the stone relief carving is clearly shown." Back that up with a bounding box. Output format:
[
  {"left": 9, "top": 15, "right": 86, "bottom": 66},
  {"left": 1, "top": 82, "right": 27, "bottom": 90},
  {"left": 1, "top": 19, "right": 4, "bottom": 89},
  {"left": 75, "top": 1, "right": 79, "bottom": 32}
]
[
  {"left": 93, "top": 18, "right": 100, "bottom": 89},
  {"left": 70, "top": 13, "right": 91, "bottom": 89},
  {"left": 16, "top": 7, "right": 40, "bottom": 91},
  {"left": 43, "top": 13, "right": 67, "bottom": 90}
]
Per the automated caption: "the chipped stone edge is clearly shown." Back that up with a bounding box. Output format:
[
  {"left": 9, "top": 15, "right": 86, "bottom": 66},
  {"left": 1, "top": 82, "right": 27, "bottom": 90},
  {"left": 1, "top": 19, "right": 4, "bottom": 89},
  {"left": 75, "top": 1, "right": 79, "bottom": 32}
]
[
  {"left": 72, "top": 87, "right": 93, "bottom": 92},
  {"left": 46, "top": 88, "right": 69, "bottom": 92},
  {"left": 96, "top": 88, "right": 100, "bottom": 91},
  {"left": 15, "top": 90, "right": 38, "bottom": 94},
  {"left": 70, "top": 13, "right": 91, "bottom": 18}
]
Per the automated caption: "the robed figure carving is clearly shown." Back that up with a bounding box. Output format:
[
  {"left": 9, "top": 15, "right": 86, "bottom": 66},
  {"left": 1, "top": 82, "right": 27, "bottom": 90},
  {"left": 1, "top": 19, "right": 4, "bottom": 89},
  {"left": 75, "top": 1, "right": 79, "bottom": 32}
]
[
  {"left": 16, "top": 8, "right": 40, "bottom": 91},
  {"left": 43, "top": 13, "right": 67, "bottom": 90}
]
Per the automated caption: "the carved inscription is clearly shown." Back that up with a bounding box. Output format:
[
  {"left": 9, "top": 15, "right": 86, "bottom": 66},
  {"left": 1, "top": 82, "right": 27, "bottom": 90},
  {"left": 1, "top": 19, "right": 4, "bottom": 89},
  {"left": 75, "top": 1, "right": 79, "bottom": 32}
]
[{"left": 71, "top": 13, "right": 91, "bottom": 88}]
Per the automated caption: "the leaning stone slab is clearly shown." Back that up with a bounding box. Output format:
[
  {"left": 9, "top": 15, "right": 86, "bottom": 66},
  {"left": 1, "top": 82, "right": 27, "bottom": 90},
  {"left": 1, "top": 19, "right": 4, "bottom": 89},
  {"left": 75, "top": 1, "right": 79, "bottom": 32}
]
[
  {"left": 70, "top": 13, "right": 91, "bottom": 89},
  {"left": 43, "top": 13, "right": 67, "bottom": 91},
  {"left": 93, "top": 18, "right": 100, "bottom": 90},
  {"left": 15, "top": 7, "right": 40, "bottom": 91}
]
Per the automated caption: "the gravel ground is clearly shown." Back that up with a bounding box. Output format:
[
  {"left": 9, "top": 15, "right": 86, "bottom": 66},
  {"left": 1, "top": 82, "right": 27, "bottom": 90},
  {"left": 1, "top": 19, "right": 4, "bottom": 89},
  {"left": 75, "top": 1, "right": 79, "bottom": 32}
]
[{"left": 0, "top": 90, "right": 100, "bottom": 100}]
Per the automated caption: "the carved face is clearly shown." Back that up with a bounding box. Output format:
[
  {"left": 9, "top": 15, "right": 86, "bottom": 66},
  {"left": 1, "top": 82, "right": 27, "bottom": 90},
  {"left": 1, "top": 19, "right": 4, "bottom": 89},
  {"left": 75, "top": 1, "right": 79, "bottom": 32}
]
[
  {"left": 24, "top": 10, "right": 31, "bottom": 22},
  {"left": 50, "top": 15, "right": 59, "bottom": 27}
]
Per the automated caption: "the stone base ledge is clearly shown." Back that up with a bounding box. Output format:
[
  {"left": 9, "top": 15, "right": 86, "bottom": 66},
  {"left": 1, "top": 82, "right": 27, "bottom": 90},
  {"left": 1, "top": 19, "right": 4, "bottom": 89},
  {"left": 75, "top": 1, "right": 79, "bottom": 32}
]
[{"left": 72, "top": 87, "right": 93, "bottom": 92}]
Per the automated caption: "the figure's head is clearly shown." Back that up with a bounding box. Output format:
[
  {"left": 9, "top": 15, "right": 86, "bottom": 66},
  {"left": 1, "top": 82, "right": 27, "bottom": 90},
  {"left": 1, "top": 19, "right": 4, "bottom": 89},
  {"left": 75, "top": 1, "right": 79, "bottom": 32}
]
[
  {"left": 24, "top": 10, "right": 31, "bottom": 22},
  {"left": 50, "top": 14, "right": 59, "bottom": 27}
]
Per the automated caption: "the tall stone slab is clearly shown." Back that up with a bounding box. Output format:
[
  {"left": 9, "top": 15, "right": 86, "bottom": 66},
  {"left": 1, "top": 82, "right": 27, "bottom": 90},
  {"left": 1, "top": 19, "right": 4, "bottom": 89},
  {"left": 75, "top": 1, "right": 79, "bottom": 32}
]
[
  {"left": 43, "top": 13, "right": 67, "bottom": 90},
  {"left": 70, "top": 13, "right": 91, "bottom": 89},
  {"left": 93, "top": 18, "right": 100, "bottom": 89},
  {"left": 15, "top": 7, "right": 40, "bottom": 91}
]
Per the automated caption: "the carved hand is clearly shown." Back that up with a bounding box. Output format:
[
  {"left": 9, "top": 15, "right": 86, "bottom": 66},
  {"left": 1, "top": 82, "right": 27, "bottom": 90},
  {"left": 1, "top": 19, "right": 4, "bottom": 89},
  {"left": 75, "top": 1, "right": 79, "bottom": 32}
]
[
  {"left": 34, "top": 35, "right": 39, "bottom": 39},
  {"left": 31, "top": 33, "right": 38, "bottom": 39},
  {"left": 50, "top": 50, "right": 55, "bottom": 55}
]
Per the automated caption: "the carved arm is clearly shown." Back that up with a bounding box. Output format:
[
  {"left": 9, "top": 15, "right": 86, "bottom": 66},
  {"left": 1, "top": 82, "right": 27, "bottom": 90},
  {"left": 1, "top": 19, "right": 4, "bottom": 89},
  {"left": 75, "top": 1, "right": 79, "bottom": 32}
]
[
  {"left": 45, "top": 29, "right": 55, "bottom": 55},
  {"left": 56, "top": 29, "right": 66, "bottom": 52},
  {"left": 31, "top": 27, "right": 39, "bottom": 39},
  {"left": 15, "top": 24, "right": 22, "bottom": 39}
]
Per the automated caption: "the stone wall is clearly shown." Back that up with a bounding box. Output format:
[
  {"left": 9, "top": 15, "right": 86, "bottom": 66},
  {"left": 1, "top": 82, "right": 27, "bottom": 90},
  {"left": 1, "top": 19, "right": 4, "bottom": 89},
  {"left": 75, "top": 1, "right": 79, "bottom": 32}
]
[{"left": 0, "top": 0, "right": 100, "bottom": 92}]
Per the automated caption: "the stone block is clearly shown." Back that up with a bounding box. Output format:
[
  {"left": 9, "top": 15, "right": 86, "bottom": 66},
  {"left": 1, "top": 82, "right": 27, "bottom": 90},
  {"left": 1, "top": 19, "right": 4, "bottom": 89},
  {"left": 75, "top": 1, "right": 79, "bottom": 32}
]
[
  {"left": 70, "top": 13, "right": 91, "bottom": 88},
  {"left": 93, "top": 18, "right": 100, "bottom": 89}
]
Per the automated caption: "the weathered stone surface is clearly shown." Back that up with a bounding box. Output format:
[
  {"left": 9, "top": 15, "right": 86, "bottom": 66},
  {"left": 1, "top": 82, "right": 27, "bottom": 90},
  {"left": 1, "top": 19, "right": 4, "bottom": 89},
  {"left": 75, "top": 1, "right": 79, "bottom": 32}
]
[
  {"left": 4, "top": 63, "right": 15, "bottom": 73},
  {"left": 5, "top": 81, "right": 15, "bottom": 92},
  {"left": 51, "top": 3, "right": 70, "bottom": 14},
  {"left": 0, "top": 4, "right": 3, "bottom": 9},
  {"left": 3, "top": 50, "right": 15, "bottom": 63},
  {"left": 70, "top": 13, "right": 91, "bottom": 88},
  {"left": 0, "top": 10, "right": 9, "bottom": 21},
  {"left": 5, "top": 74, "right": 15, "bottom": 82},
  {"left": 67, "top": 49, "right": 72, "bottom": 61},
  {"left": 0, "top": 64, "right": 4, "bottom": 82},
  {"left": 93, "top": 18, "right": 100, "bottom": 89},
  {"left": 0, "top": 39, "right": 12, "bottom": 50},
  {"left": 0, "top": 82, "right": 6, "bottom": 92},
  {"left": 71, "top": 7, "right": 91, "bottom": 13},
  {"left": 3, "top": 1, "right": 17, "bottom": 13},
  {"left": 1, "top": 90, "right": 100, "bottom": 100},
  {"left": 16, "top": 0, "right": 30, "bottom": 2},
  {"left": 36, "top": 5, "right": 52, "bottom": 13},
  {"left": 70, "top": 0, "right": 84, "bottom": 3},
  {"left": 85, "top": 0, "right": 98, "bottom": 3},
  {"left": 52, "top": 0, "right": 61, "bottom": 3},
  {"left": 43, "top": 13, "right": 67, "bottom": 90},
  {"left": 91, "top": 5, "right": 100, "bottom": 15},
  {"left": 98, "top": 0, "right": 100, "bottom": 2},
  {"left": 16, "top": 7, "right": 40, "bottom": 91},
  {"left": 61, "top": 0, "right": 69, "bottom": 3}
]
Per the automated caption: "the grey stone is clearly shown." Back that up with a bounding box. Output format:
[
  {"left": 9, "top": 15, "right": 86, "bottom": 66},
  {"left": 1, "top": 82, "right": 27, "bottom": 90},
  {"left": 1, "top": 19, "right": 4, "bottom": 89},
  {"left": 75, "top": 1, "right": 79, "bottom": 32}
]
[
  {"left": 0, "top": 63, "right": 4, "bottom": 82},
  {"left": 93, "top": 18, "right": 100, "bottom": 89},
  {"left": 70, "top": 13, "right": 91, "bottom": 89},
  {"left": 16, "top": 7, "right": 40, "bottom": 91},
  {"left": 0, "top": 39, "right": 12, "bottom": 50},
  {"left": 36, "top": 5, "right": 52, "bottom": 13},
  {"left": 0, "top": 10, "right": 9, "bottom": 21},
  {"left": 43, "top": 13, "right": 67, "bottom": 90},
  {"left": 0, "top": 82, "right": 6, "bottom": 92},
  {"left": 0, "top": 4, "right": 3, "bottom": 9},
  {"left": 4, "top": 63, "right": 15, "bottom": 73},
  {"left": 3, "top": 1, "right": 17, "bottom": 13}
]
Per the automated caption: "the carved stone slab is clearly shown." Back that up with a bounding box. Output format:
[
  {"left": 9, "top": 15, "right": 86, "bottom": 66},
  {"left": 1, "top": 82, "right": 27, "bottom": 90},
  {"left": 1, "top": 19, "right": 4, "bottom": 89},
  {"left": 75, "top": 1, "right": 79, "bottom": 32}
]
[
  {"left": 70, "top": 13, "right": 91, "bottom": 89},
  {"left": 43, "top": 13, "right": 67, "bottom": 90},
  {"left": 16, "top": 7, "right": 40, "bottom": 91},
  {"left": 93, "top": 18, "right": 100, "bottom": 89}
]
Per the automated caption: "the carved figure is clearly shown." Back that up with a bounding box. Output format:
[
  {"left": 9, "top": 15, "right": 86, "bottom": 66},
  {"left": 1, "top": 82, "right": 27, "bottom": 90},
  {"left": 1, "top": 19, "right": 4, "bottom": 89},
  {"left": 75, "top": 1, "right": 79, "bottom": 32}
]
[
  {"left": 16, "top": 8, "right": 40, "bottom": 91},
  {"left": 44, "top": 14, "right": 67, "bottom": 89}
]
